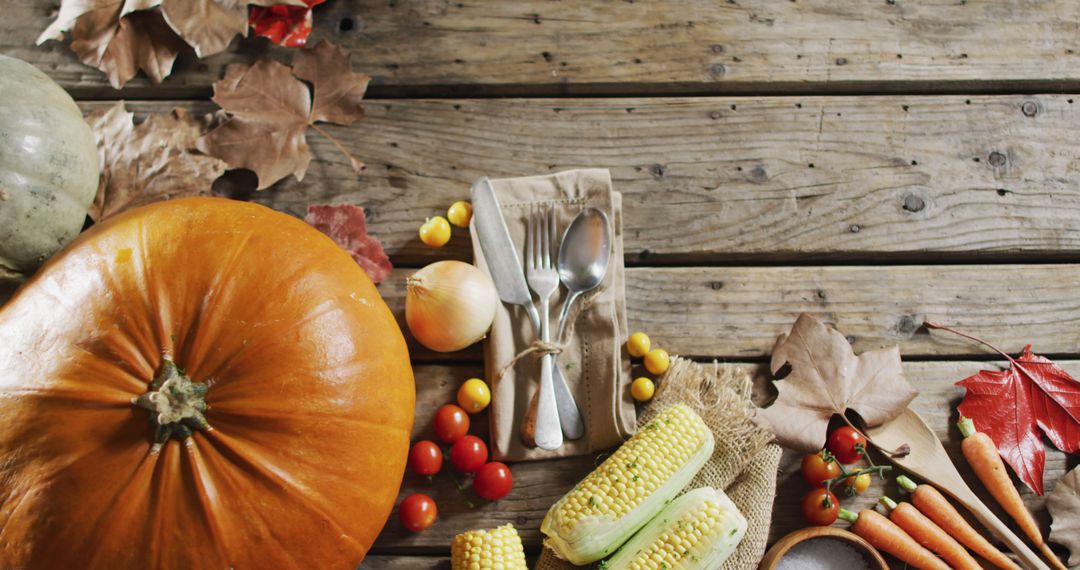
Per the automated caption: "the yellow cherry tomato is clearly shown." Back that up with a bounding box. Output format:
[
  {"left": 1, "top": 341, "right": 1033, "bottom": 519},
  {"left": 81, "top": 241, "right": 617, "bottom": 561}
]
[
  {"left": 447, "top": 201, "right": 473, "bottom": 228},
  {"left": 644, "top": 348, "right": 670, "bottom": 375},
  {"left": 631, "top": 377, "right": 655, "bottom": 402},
  {"left": 845, "top": 472, "right": 871, "bottom": 494},
  {"left": 419, "top": 216, "right": 451, "bottom": 248},
  {"left": 457, "top": 378, "right": 491, "bottom": 413},
  {"left": 626, "top": 331, "right": 651, "bottom": 358}
]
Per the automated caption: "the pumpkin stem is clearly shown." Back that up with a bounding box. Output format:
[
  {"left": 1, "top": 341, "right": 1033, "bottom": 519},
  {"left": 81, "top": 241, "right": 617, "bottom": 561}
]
[{"left": 132, "top": 359, "right": 209, "bottom": 452}]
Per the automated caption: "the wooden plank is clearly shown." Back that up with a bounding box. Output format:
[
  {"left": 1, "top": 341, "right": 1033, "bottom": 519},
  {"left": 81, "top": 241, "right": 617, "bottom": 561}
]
[
  {"left": 9, "top": 1, "right": 1080, "bottom": 97},
  {"left": 378, "top": 264, "right": 1080, "bottom": 362},
  {"left": 360, "top": 556, "right": 447, "bottom": 569},
  {"left": 85, "top": 95, "right": 1080, "bottom": 265},
  {"left": 376, "top": 362, "right": 1073, "bottom": 553}
]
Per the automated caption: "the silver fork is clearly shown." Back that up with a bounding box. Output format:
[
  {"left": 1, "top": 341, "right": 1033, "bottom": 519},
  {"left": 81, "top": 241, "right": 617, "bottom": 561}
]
[{"left": 524, "top": 205, "right": 563, "bottom": 451}]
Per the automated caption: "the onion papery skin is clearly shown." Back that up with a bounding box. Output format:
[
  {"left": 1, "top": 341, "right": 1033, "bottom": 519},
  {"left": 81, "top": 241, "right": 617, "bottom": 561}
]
[{"left": 406, "top": 260, "right": 497, "bottom": 352}]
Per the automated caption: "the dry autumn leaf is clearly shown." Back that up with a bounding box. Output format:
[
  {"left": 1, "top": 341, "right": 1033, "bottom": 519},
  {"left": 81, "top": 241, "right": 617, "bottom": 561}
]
[
  {"left": 1047, "top": 466, "right": 1080, "bottom": 566},
  {"left": 87, "top": 101, "right": 227, "bottom": 220},
  {"left": 198, "top": 40, "right": 369, "bottom": 190},
  {"left": 304, "top": 204, "right": 392, "bottom": 284},
  {"left": 160, "top": 0, "right": 306, "bottom": 58},
  {"left": 40, "top": 0, "right": 185, "bottom": 89},
  {"left": 754, "top": 313, "right": 918, "bottom": 452},
  {"left": 39, "top": 0, "right": 308, "bottom": 87}
]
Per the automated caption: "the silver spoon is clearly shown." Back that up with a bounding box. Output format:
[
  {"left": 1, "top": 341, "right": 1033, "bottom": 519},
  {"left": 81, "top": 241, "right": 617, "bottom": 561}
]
[{"left": 554, "top": 208, "right": 612, "bottom": 436}]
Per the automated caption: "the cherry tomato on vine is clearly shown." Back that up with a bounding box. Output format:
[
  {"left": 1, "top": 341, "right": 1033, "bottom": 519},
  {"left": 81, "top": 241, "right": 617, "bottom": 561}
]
[
  {"left": 802, "top": 488, "right": 840, "bottom": 526},
  {"left": 434, "top": 404, "right": 470, "bottom": 443},
  {"left": 399, "top": 493, "right": 437, "bottom": 532},
  {"left": 450, "top": 435, "right": 488, "bottom": 473},
  {"left": 800, "top": 451, "right": 841, "bottom": 487},
  {"left": 409, "top": 440, "right": 443, "bottom": 476},
  {"left": 826, "top": 426, "right": 868, "bottom": 464},
  {"left": 473, "top": 461, "right": 513, "bottom": 500},
  {"left": 845, "top": 472, "right": 871, "bottom": 495}
]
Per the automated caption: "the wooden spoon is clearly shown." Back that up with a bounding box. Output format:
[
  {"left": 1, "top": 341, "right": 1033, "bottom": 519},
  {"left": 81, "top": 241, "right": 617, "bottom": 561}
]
[{"left": 866, "top": 407, "right": 1050, "bottom": 570}]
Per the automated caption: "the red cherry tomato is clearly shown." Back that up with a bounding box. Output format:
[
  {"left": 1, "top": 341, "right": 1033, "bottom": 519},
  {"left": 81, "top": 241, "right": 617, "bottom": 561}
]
[
  {"left": 399, "top": 493, "right": 437, "bottom": 532},
  {"left": 434, "top": 404, "right": 470, "bottom": 444},
  {"left": 802, "top": 488, "right": 839, "bottom": 526},
  {"left": 473, "top": 462, "right": 513, "bottom": 500},
  {"left": 450, "top": 435, "right": 488, "bottom": 473},
  {"left": 801, "top": 451, "right": 841, "bottom": 487},
  {"left": 826, "top": 426, "right": 868, "bottom": 464},
  {"left": 409, "top": 440, "right": 443, "bottom": 476}
]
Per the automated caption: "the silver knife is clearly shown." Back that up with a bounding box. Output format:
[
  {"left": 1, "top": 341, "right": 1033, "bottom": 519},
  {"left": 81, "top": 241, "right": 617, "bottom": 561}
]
[{"left": 470, "top": 177, "right": 585, "bottom": 441}]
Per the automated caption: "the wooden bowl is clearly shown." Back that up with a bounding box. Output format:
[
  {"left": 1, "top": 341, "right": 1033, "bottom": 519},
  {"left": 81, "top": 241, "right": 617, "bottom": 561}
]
[{"left": 759, "top": 527, "right": 889, "bottom": 570}]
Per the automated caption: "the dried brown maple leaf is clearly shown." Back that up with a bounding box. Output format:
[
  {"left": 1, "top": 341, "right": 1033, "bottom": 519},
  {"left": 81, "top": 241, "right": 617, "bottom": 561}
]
[
  {"left": 304, "top": 204, "right": 392, "bottom": 284},
  {"left": 754, "top": 313, "right": 919, "bottom": 452},
  {"left": 40, "top": 1, "right": 185, "bottom": 89},
  {"left": 160, "top": 0, "right": 306, "bottom": 58},
  {"left": 39, "top": 0, "right": 307, "bottom": 87},
  {"left": 87, "top": 101, "right": 227, "bottom": 220},
  {"left": 1048, "top": 466, "right": 1080, "bottom": 566},
  {"left": 198, "top": 40, "right": 369, "bottom": 190}
]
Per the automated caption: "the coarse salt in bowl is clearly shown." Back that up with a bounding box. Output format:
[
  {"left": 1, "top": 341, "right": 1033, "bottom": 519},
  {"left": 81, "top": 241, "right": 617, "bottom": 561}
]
[{"left": 759, "top": 528, "right": 889, "bottom": 570}]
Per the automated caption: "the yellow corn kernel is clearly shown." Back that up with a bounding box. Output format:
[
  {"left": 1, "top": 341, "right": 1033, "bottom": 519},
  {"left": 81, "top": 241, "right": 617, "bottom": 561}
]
[{"left": 451, "top": 524, "right": 528, "bottom": 570}]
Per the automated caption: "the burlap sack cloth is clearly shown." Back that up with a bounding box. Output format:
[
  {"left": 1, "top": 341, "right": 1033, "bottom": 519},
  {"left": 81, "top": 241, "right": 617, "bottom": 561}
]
[
  {"left": 536, "top": 357, "right": 782, "bottom": 570},
  {"left": 470, "top": 169, "right": 635, "bottom": 462}
]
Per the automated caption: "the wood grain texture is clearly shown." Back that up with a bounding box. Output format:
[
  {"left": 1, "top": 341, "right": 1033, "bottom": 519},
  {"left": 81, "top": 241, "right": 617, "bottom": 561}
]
[
  {"left": 377, "top": 264, "right": 1080, "bottom": 362},
  {"left": 82, "top": 95, "right": 1080, "bottom": 265},
  {"left": 360, "top": 556, "right": 448, "bottom": 569},
  {"left": 10, "top": 0, "right": 1080, "bottom": 97},
  {"left": 375, "top": 363, "right": 1074, "bottom": 555}
]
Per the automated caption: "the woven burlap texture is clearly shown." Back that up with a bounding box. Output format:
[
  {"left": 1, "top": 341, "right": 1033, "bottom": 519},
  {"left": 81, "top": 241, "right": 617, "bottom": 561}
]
[{"left": 535, "top": 357, "right": 781, "bottom": 570}]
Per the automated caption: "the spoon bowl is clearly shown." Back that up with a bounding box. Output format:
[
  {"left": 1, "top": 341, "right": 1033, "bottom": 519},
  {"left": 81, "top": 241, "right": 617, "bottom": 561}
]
[{"left": 556, "top": 208, "right": 612, "bottom": 339}]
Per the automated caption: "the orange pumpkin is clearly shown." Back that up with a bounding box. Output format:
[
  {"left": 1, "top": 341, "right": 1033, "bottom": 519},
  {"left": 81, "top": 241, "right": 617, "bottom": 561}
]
[{"left": 0, "top": 197, "right": 414, "bottom": 569}]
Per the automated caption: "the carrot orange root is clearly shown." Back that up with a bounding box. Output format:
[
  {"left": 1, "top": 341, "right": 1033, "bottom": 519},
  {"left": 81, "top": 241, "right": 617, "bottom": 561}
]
[
  {"left": 958, "top": 417, "right": 1068, "bottom": 570},
  {"left": 897, "top": 475, "right": 1022, "bottom": 570},
  {"left": 880, "top": 496, "right": 981, "bottom": 570},
  {"left": 841, "top": 508, "right": 951, "bottom": 570}
]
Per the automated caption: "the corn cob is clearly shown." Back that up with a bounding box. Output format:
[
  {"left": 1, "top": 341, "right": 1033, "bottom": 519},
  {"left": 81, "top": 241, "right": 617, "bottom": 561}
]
[
  {"left": 541, "top": 404, "right": 715, "bottom": 565},
  {"left": 451, "top": 524, "right": 528, "bottom": 570},
  {"left": 602, "top": 487, "right": 747, "bottom": 570}
]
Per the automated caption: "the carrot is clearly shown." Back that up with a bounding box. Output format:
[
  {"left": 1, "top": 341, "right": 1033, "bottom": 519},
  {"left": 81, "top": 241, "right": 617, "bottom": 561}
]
[
  {"left": 958, "top": 417, "right": 1068, "bottom": 570},
  {"left": 879, "top": 496, "right": 982, "bottom": 570},
  {"left": 897, "top": 475, "right": 1022, "bottom": 570},
  {"left": 838, "top": 508, "right": 950, "bottom": 570}
]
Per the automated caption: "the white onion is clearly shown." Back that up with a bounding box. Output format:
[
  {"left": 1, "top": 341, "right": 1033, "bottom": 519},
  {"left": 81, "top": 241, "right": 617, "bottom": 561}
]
[{"left": 405, "top": 260, "right": 497, "bottom": 352}]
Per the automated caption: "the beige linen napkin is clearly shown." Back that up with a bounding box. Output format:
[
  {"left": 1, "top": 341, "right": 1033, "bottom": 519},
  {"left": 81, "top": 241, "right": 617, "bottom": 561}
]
[{"left": 469, "top": 169, "right": 634, "bottom": 461}]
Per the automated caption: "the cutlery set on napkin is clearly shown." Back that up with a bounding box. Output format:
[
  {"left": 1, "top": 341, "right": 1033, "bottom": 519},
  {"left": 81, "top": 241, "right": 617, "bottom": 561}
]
[{"left": 469, "top": 169, "right": 634, "bottom": 461}]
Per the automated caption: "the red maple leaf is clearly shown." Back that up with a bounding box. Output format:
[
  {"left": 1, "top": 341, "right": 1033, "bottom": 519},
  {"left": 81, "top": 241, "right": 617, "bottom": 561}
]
[
  {"left": 250, "top": 0, "right": 326, "bottom": 48},
  {"left": 304, "top": 204, "right": 392, "bottom": 284},
  {"left": 928, "top": 323, "right": 1080, "bottom": 495}
]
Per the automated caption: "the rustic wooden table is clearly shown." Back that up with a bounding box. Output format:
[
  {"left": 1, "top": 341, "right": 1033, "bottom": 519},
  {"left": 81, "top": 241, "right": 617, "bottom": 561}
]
[{"left": 7, "top": 1, "right": 1079, "bottom": 567}]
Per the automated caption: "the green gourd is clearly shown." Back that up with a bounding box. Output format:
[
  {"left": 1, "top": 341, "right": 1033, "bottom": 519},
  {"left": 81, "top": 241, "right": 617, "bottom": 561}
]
[{"left": 0, "top": 54, "right": 98, "bottom": 284}]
